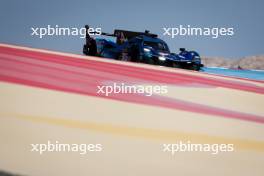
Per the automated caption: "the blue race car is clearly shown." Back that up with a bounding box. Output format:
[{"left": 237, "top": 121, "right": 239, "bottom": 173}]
[
  {"left": 171, "top": 48, "right": 203, "bottom": 71},
  {"left": 83, "top": 27, "right": 203, "bottom": 70}
]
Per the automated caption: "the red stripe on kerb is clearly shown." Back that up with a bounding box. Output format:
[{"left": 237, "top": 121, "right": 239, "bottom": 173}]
[{"left": 0, "top": 45, "right": 263, "bottom": 93}]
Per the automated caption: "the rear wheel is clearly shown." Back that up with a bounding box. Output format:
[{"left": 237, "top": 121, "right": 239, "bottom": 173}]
[
  {"left": 83, "top": 45, "right": 89, "bottom": 55},
  {"left": 172, "top": 62, "right": 181, "bottom": 68}
]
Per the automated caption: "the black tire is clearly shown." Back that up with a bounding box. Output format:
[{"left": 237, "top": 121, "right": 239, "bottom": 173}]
[
  {"left": 83, "top": 45, "right": 89, "bottom": 55},
  {"left": 130, "top": 47, "right": 140, "bottom": 62},
  {"left": 144, "top": 57, "right": 155, "bottom": 65},
  {"left": 172, "top": 62, "right": 181, "bottom": 68},
  {"left": 192, "top": 64, "right": 200, "bottom": 71}
]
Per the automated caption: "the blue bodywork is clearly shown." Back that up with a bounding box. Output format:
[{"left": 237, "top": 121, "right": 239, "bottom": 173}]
[{"left": 172, "top": 50, "right": 203, "bottom": 70}]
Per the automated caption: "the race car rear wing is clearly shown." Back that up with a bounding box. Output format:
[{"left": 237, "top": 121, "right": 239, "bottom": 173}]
[
  {"left": 114, "top": 30, "right": 157, "bottom": 39},
  {"left": 85, "top": 25, "right": 158, "bottom": 45},
  {"left": 101, "top": 29, "right": 158, "bottom": 45}
]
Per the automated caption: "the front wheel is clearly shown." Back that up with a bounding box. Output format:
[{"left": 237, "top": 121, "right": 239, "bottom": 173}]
[
  {"left": 142, "top": 57, "right": 155, "bottom": 65},
  {"left": 191, "top": 64, "right": 200, "bottom": 71}
]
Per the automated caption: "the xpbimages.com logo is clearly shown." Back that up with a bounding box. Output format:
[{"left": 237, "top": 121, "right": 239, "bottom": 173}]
[
  {"left": 163, "top": 141, "right": 234, "bottom": 155},
  {"left": 163, "top": 25, "right": 234, "bottom": 39},
  {"left": 30, "top": 141, "right": 103, "bottom": 155},
  {"left": 30, "top": 25, "right": 102, "bottom": 38},
  {"left": 97, "top": 83, "right": 168, "bottom": 96}
]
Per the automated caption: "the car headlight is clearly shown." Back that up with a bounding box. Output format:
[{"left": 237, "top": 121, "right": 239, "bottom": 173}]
[
  {"left": 193, "top": 55, "right": 200, "bottom": 61},
  {"left": 144, "top": 48, "right": 151, "bottom": 52},
  {"left": 158, "top": 56, "right": 166, "bottom": 61}
]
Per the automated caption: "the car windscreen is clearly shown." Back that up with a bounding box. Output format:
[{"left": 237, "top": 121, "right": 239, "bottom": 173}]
[{"left": 143, "top": 41, "right": 169, "bottom": 52}]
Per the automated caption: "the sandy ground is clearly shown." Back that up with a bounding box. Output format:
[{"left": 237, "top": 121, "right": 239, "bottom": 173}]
[{"left": 202, "top": 56, "right": 264, "bottom": 70}]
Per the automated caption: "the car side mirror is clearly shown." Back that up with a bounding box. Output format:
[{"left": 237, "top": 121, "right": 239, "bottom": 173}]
[{"left": 180, "top": 48, "right": 186, "bottom": 52}]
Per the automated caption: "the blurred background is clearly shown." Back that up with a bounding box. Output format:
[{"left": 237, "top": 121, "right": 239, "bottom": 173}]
[{"left": 0, "top": 0, "right": 264, "bottom": 58}]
